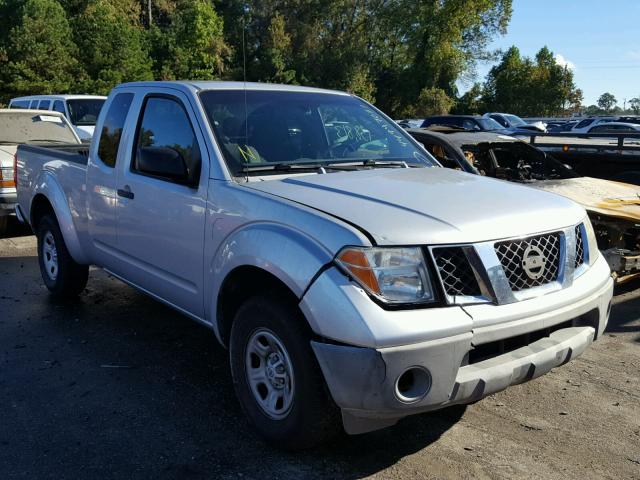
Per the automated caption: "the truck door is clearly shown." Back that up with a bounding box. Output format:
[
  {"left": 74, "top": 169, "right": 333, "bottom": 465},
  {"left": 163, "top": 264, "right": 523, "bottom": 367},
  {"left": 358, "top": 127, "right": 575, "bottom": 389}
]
[
  {"left": 114, "top": 91, "right": 208, "bottom": 318},
  {"left": 87, "top": 92, "right": 135, "bottom": 266}
]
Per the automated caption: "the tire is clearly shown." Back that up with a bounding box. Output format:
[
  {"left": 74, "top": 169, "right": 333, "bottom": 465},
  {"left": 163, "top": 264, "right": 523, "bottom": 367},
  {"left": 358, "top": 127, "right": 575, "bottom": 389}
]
[
  {"left": 36, "top": 214, "right": 88, "bottom": 298},
  {"left": 229, "top": 294, "right": 341, "bottom": 450}
]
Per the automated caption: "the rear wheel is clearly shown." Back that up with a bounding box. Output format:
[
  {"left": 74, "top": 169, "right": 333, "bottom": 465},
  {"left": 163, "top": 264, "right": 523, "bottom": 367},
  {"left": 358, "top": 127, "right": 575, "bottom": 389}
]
[
  {"left": 36, "top": 214, "right": 88, "bottom": 298},
  {"left": 229, "top": 294, "right": 341, "bottom": 450}
]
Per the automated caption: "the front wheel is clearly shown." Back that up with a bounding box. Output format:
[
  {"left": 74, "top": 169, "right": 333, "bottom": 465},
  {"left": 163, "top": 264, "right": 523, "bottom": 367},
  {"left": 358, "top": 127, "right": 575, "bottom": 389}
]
[
  {"left": 36, "top": 214, "right": 88, "bottom": 298},
  {"left": 229, "top": 295, "right": 341, "bottom": 450}
]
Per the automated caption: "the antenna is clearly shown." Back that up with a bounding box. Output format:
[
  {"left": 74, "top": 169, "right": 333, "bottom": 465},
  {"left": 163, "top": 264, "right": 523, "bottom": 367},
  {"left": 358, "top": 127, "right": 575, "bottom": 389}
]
[{"left": 242, "top": 5, "right": 249, "bottom": 148}]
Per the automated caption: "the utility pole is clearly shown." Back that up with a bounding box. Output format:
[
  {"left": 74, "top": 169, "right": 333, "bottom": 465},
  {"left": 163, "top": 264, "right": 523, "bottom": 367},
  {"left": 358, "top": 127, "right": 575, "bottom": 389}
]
[
  {"left": 147, "top": 0, "right": 152, "bottom": 27},
  {"left": 623, "top": 98, "right": 627, "bottom": 112}
]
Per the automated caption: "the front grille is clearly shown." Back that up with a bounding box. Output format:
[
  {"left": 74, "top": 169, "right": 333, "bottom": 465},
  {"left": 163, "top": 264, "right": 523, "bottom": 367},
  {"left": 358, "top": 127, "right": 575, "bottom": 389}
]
[
  {"left": 433, "top": 247, "right": 481, "bottom": 297},
  {"left": 575, "top": 224, "right": 585, "bottom": 268},
  {"left": 495, "top": 232, "right": 561, "bottom": 291}
]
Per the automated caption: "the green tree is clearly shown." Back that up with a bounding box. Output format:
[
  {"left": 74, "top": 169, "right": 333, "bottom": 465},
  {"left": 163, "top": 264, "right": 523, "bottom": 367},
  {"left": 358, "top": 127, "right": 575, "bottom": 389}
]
[
  {"left": 260, "top": 13, "right": 295, "bottom": 84},
  {"left": 629, "top": 97, "right": 640, "bottom": 115},
  {"left": 215, "top": 0, "right": 512, "bottom": 117},
  {"left": 597, "top": 92, "right": 617, "bottom": 112},
  {"left": 402, "top": 87, "right": 455, "bottom": 117},
  {"left": 73, "top": 0, "right": 152, "bottom": 94},
  {"left": 481, "top": 46, "right": 533, "bottom": 114},
  {"left": 152, "top": 0, "right": 229, "bottom": 80},
  {"left": 566, "top": 88, "right": 583, "bottom": 114},
  {"left": 454, "top": 83, "right": 485, "bottom": 114},
  {"left": 0, "top": 0, "right": 82, "bottom": 99},
  {"left": 481, "top": 46, "right": 579, "bottom": 116}
]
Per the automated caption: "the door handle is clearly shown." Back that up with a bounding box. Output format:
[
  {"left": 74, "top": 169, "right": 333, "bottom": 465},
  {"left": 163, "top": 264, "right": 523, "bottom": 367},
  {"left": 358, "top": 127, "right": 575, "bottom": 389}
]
[{"left": 117, "top": 186, "right": 134, "bottom": 200}]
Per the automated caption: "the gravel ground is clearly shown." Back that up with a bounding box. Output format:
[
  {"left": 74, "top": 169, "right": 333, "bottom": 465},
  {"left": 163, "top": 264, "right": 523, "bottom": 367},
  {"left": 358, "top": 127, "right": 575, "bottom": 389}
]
[{"left": 1, "top": 218, "right": 639, "bottom": 480}]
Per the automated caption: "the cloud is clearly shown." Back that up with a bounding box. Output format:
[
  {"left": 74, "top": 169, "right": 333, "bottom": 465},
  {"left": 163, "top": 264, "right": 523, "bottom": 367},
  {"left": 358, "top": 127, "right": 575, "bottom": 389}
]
[
  {"left": 554, "top": 54, "right": 575, "bottom": 70},
  {"left": 626, "top": 50, "right": 640, "bottom": 61}
]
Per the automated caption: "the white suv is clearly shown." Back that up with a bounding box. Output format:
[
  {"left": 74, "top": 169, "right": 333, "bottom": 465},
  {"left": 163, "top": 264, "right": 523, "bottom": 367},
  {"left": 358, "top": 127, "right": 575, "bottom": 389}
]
[{"left": 9, "top": 95, "right": 106, "bottom": 141}]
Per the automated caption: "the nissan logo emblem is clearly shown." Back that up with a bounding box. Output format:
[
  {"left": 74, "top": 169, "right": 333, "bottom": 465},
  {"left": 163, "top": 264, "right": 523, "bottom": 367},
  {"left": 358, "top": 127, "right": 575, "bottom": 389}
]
[{"left": 522, "top": 245, "right": 546, "bottom": 280}]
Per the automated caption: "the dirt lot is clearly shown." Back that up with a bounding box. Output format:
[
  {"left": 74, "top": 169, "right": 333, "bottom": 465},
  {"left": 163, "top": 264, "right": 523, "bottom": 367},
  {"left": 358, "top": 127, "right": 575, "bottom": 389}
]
[{"left": 1, "top": 218, "right": 639, "bottom": 480}]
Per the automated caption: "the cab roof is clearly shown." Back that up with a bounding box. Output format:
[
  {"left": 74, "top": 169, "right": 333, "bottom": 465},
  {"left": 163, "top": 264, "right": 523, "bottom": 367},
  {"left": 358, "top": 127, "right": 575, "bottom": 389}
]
[{"left": 115, "top": 80, "right": 350, "bottom": 96}]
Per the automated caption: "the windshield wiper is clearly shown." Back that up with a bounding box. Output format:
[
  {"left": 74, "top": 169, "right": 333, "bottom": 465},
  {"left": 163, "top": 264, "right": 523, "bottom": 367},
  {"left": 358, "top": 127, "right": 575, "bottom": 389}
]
[
  {"left": 323, "top": 158, "right": 413, "bottom": 168},
  {"left": 240, "top": 162, "right": 326, "bottom": 173},
  {"left": 239, "top": 158, "right": 424, "bottom": 175}
]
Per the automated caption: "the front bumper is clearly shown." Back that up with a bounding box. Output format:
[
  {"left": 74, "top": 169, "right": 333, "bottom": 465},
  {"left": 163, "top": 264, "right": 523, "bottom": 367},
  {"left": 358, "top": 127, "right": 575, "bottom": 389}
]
[{"left": 305, "top": 256, "right": 613, "bottom": 434}]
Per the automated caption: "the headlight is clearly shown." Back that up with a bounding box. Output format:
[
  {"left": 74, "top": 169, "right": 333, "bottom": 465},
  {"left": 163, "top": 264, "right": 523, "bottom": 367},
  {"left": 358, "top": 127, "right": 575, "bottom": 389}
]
[
  {"left": 336, "top": 247, "right": 434, "bottom": 304},
  {"left": 583, "top": 216, "right": 600, "bottom": 263}
]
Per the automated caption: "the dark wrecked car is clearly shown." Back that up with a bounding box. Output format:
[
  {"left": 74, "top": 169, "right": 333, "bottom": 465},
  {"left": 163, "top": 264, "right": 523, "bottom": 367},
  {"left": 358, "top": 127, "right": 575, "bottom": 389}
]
[{"left": 408, "top": 127, "right": 640, "bottom": 282}]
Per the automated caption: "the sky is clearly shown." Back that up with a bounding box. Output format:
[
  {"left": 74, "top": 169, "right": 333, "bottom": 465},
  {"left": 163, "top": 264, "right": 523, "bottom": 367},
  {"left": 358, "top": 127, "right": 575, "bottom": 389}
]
[{"left": 459, "top": 0, "right": 640, "bottom": 107}]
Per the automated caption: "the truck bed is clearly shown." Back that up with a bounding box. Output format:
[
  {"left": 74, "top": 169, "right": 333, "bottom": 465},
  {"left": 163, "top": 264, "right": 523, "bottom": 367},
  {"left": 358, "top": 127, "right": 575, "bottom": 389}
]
[
  {"left": 18, "top": 143, "right": 90, "bottom": 165},
  {"left": 16, "top": 142, "right": 90, "bottom": 244}
]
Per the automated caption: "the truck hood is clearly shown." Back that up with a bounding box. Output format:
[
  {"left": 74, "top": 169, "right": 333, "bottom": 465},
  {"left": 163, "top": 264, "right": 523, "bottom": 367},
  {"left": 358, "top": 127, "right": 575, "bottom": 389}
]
[
  {"left": 244, "top": 167, "right": 585, "bottom": 245},
  {"left": 532, "top": 177, "right": 640, "bottom": 223}
]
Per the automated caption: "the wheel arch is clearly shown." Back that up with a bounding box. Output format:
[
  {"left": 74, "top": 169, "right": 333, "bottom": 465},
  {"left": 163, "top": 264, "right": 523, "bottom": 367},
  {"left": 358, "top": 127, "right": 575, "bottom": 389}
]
[
  {"left": 207, "top": 221, "right": 338, "bottom": 345},
  {"left": 29, "top": 182, "right": 89, "bottom": 264},
  {"left": 216, "top": 265, "right": 306, "bottom": 347}
]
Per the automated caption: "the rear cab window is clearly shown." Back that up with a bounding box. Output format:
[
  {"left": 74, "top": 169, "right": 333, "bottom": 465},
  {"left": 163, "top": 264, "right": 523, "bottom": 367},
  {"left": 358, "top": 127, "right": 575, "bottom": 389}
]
[
  {"left": 38, "top": 100, "right": 51, "bottom": 110},
  {"left": 97, "top": 93, "right": 134, "bottom": 168}
]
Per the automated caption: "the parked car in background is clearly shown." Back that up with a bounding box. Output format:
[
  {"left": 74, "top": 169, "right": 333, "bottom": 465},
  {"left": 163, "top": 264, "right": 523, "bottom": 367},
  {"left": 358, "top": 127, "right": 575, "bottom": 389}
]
[
  {"left": 546, "top": 120, "right": 579, "bottom": 133},
  {"left": 0, "top": 109, "right": 80, "bottom": 233},
  {"left": 408, "top": 128, "right": 640, "bottom": 282},
  {"left": 484, "top": 112, "right": 546, "bottom": 132},
  {"left": 396, "top": 119, "right": 423, "bottom": 129},
  {"left": 616, "top": 116, "right": 640, "bottom": 125},
  {"left": 15, "top": 80, "right": 612, "bottom": 448},
  {"left": 420, "top": 115, "right": 505, "bottom": 132},
  {"left": 570, "top": 116, "right": 616, "bottom": 133},
  {"left": 586, "top": 122, "right": 640, "bottom": 134},
  {"left": 9, "top": 95, "right": 106, "bottom": 141}
]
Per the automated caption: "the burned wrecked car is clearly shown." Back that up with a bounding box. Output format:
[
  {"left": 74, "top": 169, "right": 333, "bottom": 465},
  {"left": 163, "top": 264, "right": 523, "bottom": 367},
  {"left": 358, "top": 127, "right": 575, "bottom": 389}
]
[{"left": 408, "top": 128, "right": 640, "bottom": 281}]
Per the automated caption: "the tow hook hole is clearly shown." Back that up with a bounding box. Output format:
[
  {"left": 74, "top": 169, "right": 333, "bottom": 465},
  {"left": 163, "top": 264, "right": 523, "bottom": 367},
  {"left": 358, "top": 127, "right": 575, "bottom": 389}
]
[{"left": 395, "top": 367, "right": 431, "bottom": 403}]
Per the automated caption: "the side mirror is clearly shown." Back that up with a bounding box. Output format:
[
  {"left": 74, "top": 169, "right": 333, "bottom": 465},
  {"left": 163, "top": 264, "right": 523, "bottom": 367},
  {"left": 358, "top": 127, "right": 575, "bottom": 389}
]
[{"left": 136, "top": 146, "right": 193, "bottom": 185}]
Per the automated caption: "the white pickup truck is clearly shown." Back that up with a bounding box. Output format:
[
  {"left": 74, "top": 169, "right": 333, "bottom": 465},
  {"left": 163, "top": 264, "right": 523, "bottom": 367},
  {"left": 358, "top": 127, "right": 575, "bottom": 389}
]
[
  {"left": 16, "top": 81, "right": 613, "bottom": 449},
  {"left": 0, "top": 109, "right": 81, "bottom": 233}
]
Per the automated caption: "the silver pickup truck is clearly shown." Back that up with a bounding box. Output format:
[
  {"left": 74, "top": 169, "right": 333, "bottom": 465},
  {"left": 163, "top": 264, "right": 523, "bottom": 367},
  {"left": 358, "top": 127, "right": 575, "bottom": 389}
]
[{"left": 15, "top": 81, "right": 613, "bottom": 449}]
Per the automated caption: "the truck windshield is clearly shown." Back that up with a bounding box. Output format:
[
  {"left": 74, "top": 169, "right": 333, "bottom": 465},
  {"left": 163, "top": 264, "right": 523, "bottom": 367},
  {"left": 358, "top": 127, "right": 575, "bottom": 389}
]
[
  {"left": 199, "top": 89, "right": 436, "bottom": 174},
  {"left": 67, "top": 99, "right": 105, "bottom": 126}
]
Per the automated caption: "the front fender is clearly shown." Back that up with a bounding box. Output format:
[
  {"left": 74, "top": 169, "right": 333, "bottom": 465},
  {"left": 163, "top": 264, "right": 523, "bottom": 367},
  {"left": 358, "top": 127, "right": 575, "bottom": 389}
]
[
  {"left": 31, "top": 171, "right": 89, "bottom": 264},
  {"left": 206, "top": 221, "right": 335, "bottom": 339}
]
